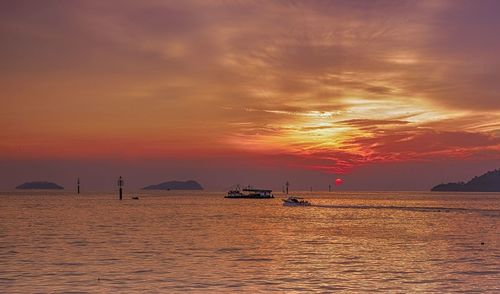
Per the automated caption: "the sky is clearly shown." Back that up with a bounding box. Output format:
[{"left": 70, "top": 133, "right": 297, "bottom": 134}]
[{"left": 1, "top": 0, "right": 499, "bottom": 191}]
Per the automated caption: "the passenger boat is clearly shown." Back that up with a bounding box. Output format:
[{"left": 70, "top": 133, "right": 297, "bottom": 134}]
[
  {"left": 225, "top": 187, "right": 274, "bottom": 199},
  {"left": 282, "top": 196, "right": 311, "bottom": 206}
]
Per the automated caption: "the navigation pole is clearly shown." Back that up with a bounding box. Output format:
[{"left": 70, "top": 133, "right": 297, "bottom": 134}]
[{"left": 118, "top": 176, "right": 124, "bottom": 200}]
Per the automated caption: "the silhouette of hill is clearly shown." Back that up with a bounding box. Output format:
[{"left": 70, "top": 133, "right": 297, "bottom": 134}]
[
  {"left": 143, "top": 180, "right": 203, "bottom": 190},
  {"left": 431, "top": 169, "right": 500, "bottom": 192},
  {"left": 16, "top": 181, "right": 64, "bottom": 190}
]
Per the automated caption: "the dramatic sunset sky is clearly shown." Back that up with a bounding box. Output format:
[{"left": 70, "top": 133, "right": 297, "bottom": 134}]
[{"left": 1, "top": 0, "right": 499, "bottom": 190}]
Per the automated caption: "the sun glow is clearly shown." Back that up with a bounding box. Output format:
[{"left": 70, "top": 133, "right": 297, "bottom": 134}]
[{"left": 224, "top": 92, "right": 497, "bottom": 173}]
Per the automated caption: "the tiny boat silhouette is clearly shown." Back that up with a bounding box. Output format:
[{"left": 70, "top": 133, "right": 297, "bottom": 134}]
[
  {"left": 131, "top": 197, "right": 139, "bottom": 200},
  {"left": 282, "top": 196, "right": 311, "bottom": 206}
]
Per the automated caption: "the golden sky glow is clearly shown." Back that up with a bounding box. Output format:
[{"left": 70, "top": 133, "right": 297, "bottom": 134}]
[{"left": 1, "top": 1, "right": 499, "bottom": 189}]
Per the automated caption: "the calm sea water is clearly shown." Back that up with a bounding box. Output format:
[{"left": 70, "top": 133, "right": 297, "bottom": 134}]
[{"left": 0, "top": 191, "right": 499, "bottom": 293}]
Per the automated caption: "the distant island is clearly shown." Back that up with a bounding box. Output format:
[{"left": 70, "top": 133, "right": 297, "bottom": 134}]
[
  {"left": 431, "top": 169, "right": 500, "bottom": 192},
  {"left": 16, "top": 181, "right": 64, "bottom": 190},
  {"left": 143, "top": 180, "right": 203, "bottom": 190}
]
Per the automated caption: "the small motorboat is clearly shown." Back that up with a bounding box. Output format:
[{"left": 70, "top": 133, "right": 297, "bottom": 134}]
[
  {"left": 131, "top": 196, "right": 139, "bottom": 200},
  {"left": 282, "top": 196, "right": 311, "bottom": 206}
]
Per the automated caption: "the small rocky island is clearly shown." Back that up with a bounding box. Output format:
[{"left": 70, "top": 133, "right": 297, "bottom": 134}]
[
  {"left": 16, "top": 181, "right": 64, "bottom": 190},
  {"left": 143, "top": 180, "right": 203, "bottom": 190},
  {"left": 431, "top": 169, "right": 500, "bottom": 192}
]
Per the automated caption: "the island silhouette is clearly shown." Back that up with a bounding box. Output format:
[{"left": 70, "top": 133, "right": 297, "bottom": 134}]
[
  {"left": 431, "top": 169, "right": 500, "bottom": 192},
  {"left": 16, "top": 181, "right": 64, "bottom": 190},
  {"left": 143, "top": 180, "right": 203, "bottom": 190}
]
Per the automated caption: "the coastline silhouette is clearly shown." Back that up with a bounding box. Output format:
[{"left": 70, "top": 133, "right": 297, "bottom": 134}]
[{"left": 431, "top": 169, "right": 500, "bottom": 192}]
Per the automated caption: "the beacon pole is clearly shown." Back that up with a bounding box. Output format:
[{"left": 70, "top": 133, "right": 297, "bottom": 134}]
[
  {"left": 118, "top": 176, "right": 124, "bottom": 200},
  {"left": 77, "top": 178, "right": 80, "bottom": 194}
]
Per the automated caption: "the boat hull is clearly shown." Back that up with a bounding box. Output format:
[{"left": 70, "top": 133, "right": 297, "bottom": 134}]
[
  {"left": 283, "top": 201, "right": 311, "bottom": 206},
  {"left": 225, "top": 195, "right": 274, "bottom": 199}
]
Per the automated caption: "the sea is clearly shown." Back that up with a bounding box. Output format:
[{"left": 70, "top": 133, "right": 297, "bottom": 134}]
[{"left": 0, "top": 191, "right": 499, "bottom": 293}]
